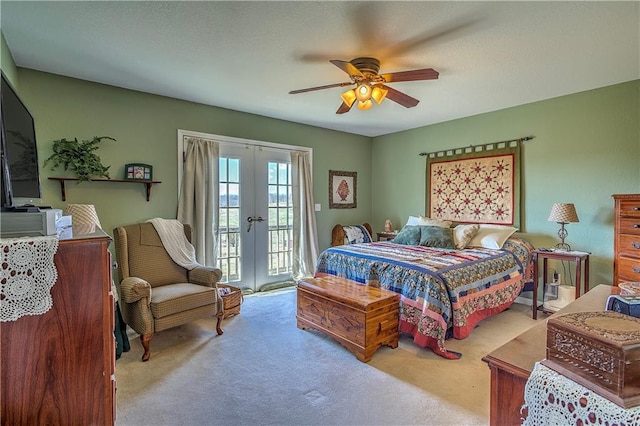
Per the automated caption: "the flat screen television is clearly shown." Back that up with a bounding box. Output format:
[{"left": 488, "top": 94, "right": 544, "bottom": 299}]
[{"left": 1, "top": 71, "right": 42, "bottom": 210}]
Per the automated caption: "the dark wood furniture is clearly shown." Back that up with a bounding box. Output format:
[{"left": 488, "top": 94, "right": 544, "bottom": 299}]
[
  {"left": 531, "top": 249, "right": 590, "bottom": 319},
  {"left": 297, "top": 276, "right": 400, "bottom": 362},
  {"left": 613, "top": 194, "right": 640, "bottom": 285},
  {"left": 1, "top": 228, "right": 116, "bottom": 425},
  {"left": 330, "top": 222, "right": 373, "bottom": 247},
  {"left": 376, "top": 231, "right": 398, "bottom": 241},
  {"left": 49, "top": 176, "right": 162, "bottom": 201},
  {"left": 482, "top": 284, "right": 618, "bottom": 426}
]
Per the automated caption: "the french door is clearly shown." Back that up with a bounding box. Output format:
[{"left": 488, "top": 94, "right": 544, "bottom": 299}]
[{"left": 217, "top": 145, "right": 293, "bottom": 292}]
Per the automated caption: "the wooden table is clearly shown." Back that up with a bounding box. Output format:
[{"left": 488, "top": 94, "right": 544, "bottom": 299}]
[
  {"left": 531, "top": 249, "right": 590, "bottom": 319},
  {"left": 376, "top": 231, "right": 397, "bottom": 241},
  {"left": 482, "top": 284, "right": 618, "bottom": 426}
]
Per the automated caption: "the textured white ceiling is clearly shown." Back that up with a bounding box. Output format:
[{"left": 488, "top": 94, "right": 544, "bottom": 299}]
[{"left": 2, "top": 1, "right": 639, "bottom": 137}]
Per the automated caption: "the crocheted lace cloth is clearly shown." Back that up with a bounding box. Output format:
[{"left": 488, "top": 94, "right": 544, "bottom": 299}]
[
  {"left": 1, "top": 236, "right": 59, "bottom": 322},
  {"left": 522, "top": 362, "right": 640, "bottom": 425}
]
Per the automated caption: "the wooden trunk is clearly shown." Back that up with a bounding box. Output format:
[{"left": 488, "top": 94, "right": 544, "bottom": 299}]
[
  {"left": 296, "top": 276, "right": 400, "bottom": 362},
  {"left": 543, "top": 311, "right": 640, "bottom": 408}
]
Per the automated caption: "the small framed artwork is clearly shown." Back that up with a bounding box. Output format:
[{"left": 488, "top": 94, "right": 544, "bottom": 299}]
[
  {"left": 329, "top": 170, "right": 357, "bottom": 209},
  {"left": 125, "top": 163, "right": 153, "bottom": 180}
]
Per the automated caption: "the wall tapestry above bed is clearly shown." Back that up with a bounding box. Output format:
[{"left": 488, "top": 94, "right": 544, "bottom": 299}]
[{"left": 424, "top": 138, "right": 531, "bottom": 229}]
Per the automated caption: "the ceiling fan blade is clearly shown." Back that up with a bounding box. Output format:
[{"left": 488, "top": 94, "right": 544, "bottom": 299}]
[
  {"left": 336, "top": 101, "right": 353, "bottom": 114},
  {"left": 330, "top": 60, "right": 363, "bottom": 77},
  {"left": 381, "top": 68, "right": 439, "bottom": 83},
  {"left": 289, "top": 82, "right": 353, "bottom": 94},
  {"left": 381, "top": 84, "right": 420, "bottom": 108}
]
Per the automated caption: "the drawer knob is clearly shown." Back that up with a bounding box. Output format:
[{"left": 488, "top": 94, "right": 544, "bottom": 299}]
[
  {"left": 633, "top": 266, "right": 640, "bottom": 274},
  {"left": 633, "top": 206, "right": 640, "bottom": 211},
  {"left": 633, "top": 242, "right": 640, "bottom": 249},
  {"left": 634, "top": 224, "right": 640, "bottom": 229}
]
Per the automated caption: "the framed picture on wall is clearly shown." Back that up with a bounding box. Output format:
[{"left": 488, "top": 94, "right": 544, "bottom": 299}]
[
  {"left": 329, "top": 170, "right": 357, "bottom": 209},
  {"left": 125, "top": 163, "right": 153, "bottom": 180}
]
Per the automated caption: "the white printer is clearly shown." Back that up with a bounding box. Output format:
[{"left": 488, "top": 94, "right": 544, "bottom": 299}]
[{"left": 0, "top": 209, "right": 64, "bottom": 237}]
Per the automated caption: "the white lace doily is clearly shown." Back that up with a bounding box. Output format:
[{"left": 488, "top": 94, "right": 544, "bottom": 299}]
[
  {"left": 523, "top": 362, "right": 640, "bottom": 425},
  {"left": 1, "top": 236, "right": 59, "bottom": 322}
]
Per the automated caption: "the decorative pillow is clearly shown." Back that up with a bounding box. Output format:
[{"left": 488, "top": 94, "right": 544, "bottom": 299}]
[
  {"left": 405, "top": 216, "right": 420, "bottom": 227},
  {"left": 418, "top": 226, "right": 456, "bottom": 248},
  {"left": 342, "top": 225, "right": 372, "bottom": 244},
  {"left": 467, "top": 224, "right": 518, "bottom": 249},
  {"left": 391, "top": 225, "right": 421, "bottom": 245},
  {"left": 453, "top": 224, "right": 480, "bottom": 249},
  {"left": 417, "top": 216, "right": 453, "bottom": 229}
]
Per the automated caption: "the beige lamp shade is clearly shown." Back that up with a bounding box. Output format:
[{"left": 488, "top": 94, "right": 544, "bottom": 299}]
[
  {"left": 64, "top": 204, "right": 102, "bottom": 229},
  {"left": 547, "top": 203, "right": 579, "bottom": 223}
]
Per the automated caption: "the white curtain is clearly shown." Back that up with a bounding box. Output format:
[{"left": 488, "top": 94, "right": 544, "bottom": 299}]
[
  {"left": 177, "top": 137, "right": 219, "bottom": 267},
  {"left": 291, "top": 151, "right": 319, "bottom": 281}
]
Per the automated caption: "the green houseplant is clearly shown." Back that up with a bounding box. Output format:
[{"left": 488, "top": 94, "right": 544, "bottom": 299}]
[{"left": 44, "top": 136, "right": 115, "bottom": 182}]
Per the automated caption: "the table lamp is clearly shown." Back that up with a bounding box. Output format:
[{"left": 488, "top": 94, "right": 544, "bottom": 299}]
[{"left": 547, "top": 203, "right": 579, "bottom": 251}]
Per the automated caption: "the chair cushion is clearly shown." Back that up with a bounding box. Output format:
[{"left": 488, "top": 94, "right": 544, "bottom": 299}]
[{"left": 150, "top": 283, "right": 217, "bottom": 319}]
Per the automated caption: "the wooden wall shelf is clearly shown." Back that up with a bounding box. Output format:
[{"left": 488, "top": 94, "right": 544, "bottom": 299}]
[{"left": 48, "top": 177, "right": 161, "bottom": 202}]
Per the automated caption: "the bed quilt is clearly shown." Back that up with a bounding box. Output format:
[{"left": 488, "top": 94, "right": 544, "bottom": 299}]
[{"left": 315, "top": 238, "right": 533, "bottom": 359}]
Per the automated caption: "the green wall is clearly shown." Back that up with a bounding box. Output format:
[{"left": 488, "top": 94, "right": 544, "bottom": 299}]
[
  {"left": 14, "top": 69, "right": 372, "bottom": 250},
  {"left": 5, "top": 54, "right": 639, "bottom": 287},
  {"left": 372, "top": 80, "right": 640, "bottom": 287}
]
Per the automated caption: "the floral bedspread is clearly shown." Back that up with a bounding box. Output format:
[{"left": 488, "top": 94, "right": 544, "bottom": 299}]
[{"left": 315, "top": 237, "right": 533, "bottom": 359}]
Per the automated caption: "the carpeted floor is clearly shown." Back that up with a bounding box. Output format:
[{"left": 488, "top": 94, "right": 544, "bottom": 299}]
[{"left": 115, "top": 287, "right": 537, "bottom": 426}]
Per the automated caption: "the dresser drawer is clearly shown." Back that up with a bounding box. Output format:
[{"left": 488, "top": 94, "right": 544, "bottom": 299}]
[
  {"left": 620, "top": 234, "right": 640, "bottom": 259},
  {"left": 618, "top": 256, "right": 640, "bottom": 283},
  {"left": 621, "top": 218, "right": 640, "bottom": 235},
  {"left": 620, "top": 199, "right": 640, "bottom": 219}
]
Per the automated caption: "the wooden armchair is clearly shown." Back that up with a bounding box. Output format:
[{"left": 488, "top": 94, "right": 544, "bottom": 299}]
[
  {"left": 113, "top": 222, "right": 224, "bottom": 361},
  {"left": 331, "top": 223, "right": 373, "bottom": 246}
]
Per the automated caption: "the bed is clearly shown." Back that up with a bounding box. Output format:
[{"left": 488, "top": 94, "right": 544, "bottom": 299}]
[{"left": 315, "top": 223, "right": 534, "bottom": 359}]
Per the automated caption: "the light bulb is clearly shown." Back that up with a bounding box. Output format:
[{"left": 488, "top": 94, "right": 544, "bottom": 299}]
[
  {"left": 355, "top": 84, "right": 372, "bottom": 102},
  {"left": 340, "top": 89, "right": 357, "bottom": 107},
  {"left": 357, "top": 99, "right": 373, "bottom": 110},
  {"left": 371, "top": 86, "right": 388, "bottom": 104}
]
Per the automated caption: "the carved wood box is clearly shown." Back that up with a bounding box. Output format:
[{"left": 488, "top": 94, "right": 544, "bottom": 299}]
[
  {"left": 542, "top": 311, "right": 640, "bottom": 408},
  {"left": 296, "top": 276, "right": 400, "bottom": 362}
]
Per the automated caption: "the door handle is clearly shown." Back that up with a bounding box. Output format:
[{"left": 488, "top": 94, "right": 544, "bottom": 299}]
[{"left": 247, "top": 216, "right": 265, "bottom": 232}]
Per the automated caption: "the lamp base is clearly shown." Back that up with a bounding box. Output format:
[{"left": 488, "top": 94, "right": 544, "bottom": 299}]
[{"left": 554, "top": 242, "right": 572, "bottom": 251}]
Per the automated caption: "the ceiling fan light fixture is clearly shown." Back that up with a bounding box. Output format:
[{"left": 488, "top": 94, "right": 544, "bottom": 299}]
[
  {"left": 340, "top": 89, "right": 357, "bottom": 108},
  {"left": 357, "top": 99, "right": 373, "bottom": 110},
  {"left": 371, "top": 86, "right": 388, "bottom": 104},
  {"left": 355, "top": 83, "right": 372, "bottom": 102}
]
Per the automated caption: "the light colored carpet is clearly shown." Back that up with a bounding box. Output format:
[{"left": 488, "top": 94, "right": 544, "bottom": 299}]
[{"left": 115, "top": 288, "right": 537, "bottom": 426}]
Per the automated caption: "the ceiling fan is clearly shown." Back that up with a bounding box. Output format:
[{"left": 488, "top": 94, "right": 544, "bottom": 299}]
[{"left": 289, "top": 57, "right": 439, "bottom": 114}]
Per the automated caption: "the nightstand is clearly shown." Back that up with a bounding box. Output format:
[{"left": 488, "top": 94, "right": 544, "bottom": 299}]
[
  {"left": 531, "top": 249, "right": 590, "bottom": 319},
  {"left": 376, "top": 231, "right": 397, "bottom": 241}
]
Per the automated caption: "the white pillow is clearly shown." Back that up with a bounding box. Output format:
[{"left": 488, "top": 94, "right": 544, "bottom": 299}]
[
  {"left": 467, "top": 224, "right": 518, "bottom": 249},
  {"left": 453, "top": 224, "right": 480, "bottom": 249},
  {"left": 416, "top": 216, "right": 452, "bottom": 228},
  {"left": 405, "top": 216, "right": 420, "bottom": 226}
]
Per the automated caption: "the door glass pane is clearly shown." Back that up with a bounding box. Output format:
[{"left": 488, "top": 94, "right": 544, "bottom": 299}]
[
  {"left": 218, "top": 157, "right": 241, "bottom": 283},
  {"left": 267, "top": 161, "right": 293, "bottom": 276}
]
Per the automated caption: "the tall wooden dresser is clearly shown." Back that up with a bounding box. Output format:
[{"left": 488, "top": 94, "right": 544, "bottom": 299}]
[
  {"left": 1, "top": 228, "right": 116, "bottom": 425},
  {"left": 613, "top": 194, "right": 640, "bottom": 285}
]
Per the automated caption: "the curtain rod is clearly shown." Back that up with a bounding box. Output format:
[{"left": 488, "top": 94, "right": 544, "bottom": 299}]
[{"left": 419, "top": 135, "right": 535, "bottom": 157}]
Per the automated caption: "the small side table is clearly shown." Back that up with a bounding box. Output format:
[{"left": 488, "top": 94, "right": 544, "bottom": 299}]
[
  {"left": 531, "top": 249, "right": 590, "bottom": 320},
  {"left": 376, "top": 231, "right": 397, "bottom": 241}
]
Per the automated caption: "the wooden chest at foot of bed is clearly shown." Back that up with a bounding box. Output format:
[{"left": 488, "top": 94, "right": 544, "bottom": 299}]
[
  {"left": 296, "top": 276, "right": 400, "bottom": 362},
  {"left": 542, "top": 311, "right": 640, "bottom": 408}
]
